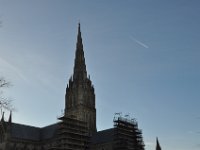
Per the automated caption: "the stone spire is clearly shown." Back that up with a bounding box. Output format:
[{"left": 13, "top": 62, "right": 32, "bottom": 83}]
[
  {"left": 73, "top": 23, "right": 87, "bottom": 82},
  {"left": 1, "top": 112, "right": 5, "bottom": 122},
  {"left": 156, "top": 137, "right": 162, "bottom": 150},
  {"left": 8, "top": 111, "right": 12, "bottom": 123},
  {"left": 65, "top": 23, "right": 96, "bottom": 134}
]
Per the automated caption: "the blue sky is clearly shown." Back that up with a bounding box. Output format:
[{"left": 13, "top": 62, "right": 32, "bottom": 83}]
[{"left": 0, "top": 0, "right": 200, "bottom": 150}]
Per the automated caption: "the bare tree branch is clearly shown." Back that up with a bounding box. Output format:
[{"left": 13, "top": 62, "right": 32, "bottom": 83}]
[
  {"left": 0, "top": 77, "right": 10, "bottom": 88},
  {"left": 0, "top": 77, "right": 14, "bottom": 115}
]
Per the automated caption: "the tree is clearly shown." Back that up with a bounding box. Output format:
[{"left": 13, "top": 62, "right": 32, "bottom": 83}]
[{"left": 0, "top": 77, "right": 13, "bottom": 115}]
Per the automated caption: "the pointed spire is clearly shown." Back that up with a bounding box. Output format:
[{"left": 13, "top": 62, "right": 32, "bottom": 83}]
[
  {"left": 73, "top": 23, "right": 87, "bottom": 81},
  {"left": 78, "top": 22, "right": 81, "bottom": 35},
  {"left": 1, "top": 112, "right": 5, "bottom": 122},
  {"left": 156, "top": 137, "right": 162, "bottom": 150},
  {"left": 77, "top": 22, "right": 83, "bottom": 49},
  {"left": 8, "top": 111, "right": 12, "bottom": 123},
  {"left": 77, "top": 22, "right": 82, "bottom": 47}
]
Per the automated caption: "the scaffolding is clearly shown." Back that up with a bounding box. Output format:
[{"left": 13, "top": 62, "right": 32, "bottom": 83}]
[
  {"left": 113, "top": 116, "right": 145, "bottom": 150},
  {"left": 55, "top": 116, "right": 90, "bottom": 150}
]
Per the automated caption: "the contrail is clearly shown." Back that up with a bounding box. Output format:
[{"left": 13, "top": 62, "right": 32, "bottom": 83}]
[
  {"left": 130, "top": 36, "right": 149, "bottom": 49},
  {"left": 0, "top": 57, "right": 28, "bottom": 82}
]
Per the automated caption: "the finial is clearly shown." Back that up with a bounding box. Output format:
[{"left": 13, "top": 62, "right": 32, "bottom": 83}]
[
  {"left": 8, "top": 111, "right": 12, "bottom": 123},
  {"left": 77, "top": 23, "right": 82, "bottom": 45},
  {"left": 78, "top": 22, "right": 81, "bottom": 33},
  {"left": 1, "top": 112, "right": 5, "bottom": 122},
  {"left": 78, "top": 20, "right": 81, "bottom": 25},
  {"left": 156, "top": 137, "right": 160, "bottom": 144},
  {"left": 156, "top": 137, "right": 162, "bottom": 150}
]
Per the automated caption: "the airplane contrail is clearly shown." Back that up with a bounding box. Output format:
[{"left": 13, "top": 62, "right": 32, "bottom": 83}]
[
  {"left": 0, "top": 57, "right": 28, "bottom": 82},
  {"left": 130, "top": 36, "right": 149, "bottom": 49}
]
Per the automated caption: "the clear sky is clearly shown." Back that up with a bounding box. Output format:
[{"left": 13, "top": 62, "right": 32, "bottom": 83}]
[{"left": 0, "top": 0, "right": 200, "bottom": 150}]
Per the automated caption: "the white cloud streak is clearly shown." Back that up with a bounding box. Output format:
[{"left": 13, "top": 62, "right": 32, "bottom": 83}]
[
  {"left": 130, "top": 36, "right": 149, "bottom": 49},
  {"left": 0, "top": 57, "right": 28, "bottom": 82}
]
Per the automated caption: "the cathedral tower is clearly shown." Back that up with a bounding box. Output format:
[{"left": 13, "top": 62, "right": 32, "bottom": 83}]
[{"left": 65, "top": 23, "right": 96, "bottom": 133}]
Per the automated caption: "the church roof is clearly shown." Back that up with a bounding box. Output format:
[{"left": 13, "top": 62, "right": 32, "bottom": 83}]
[
  {"left": 91, "top": 128, "right": 114, "bottom": 144},
  {"left": 40, "top": 123, "right": 58, "bottom": 140},
  {"left": 11, "top": 123, "right": 40, "bottom": 141},
  {"left": 10, "top": 122, "right": 58, "bottom": 141}
]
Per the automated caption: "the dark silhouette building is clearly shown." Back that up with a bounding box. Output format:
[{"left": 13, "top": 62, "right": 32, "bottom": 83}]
[
  {"left": 0, "top": 24, "right": 146, "bottom": 150},
  {"left": 65, "top": 24, "right": 96, "bottom": 134}
]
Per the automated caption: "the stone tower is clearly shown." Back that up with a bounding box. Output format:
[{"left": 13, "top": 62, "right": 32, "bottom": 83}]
[{"left": 65, "top": 23, "right": 96, "bottom": 134}]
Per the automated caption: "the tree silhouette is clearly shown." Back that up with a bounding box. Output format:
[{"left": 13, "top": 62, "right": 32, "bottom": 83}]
[{"left": 0, "top": 77, "right": 13, "bottom": 115}]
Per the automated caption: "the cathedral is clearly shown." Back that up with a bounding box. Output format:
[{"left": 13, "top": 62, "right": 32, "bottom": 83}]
[{"left": 0, "top": 24, "right": 148, "bottom": 150}]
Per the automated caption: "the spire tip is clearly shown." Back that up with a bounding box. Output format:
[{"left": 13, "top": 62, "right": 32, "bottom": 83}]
[
  {"left": 78, "top": 22, "right": 81, "bottom": 32},
  {"left": 1, "top": 112, "right": 5, "bottom": 122},
  {"left": 9, "top": 111, "right": 12, "bottom": 123}
]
